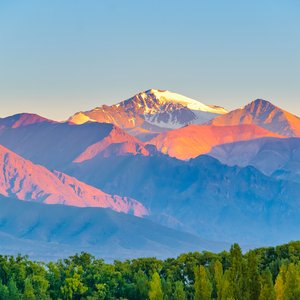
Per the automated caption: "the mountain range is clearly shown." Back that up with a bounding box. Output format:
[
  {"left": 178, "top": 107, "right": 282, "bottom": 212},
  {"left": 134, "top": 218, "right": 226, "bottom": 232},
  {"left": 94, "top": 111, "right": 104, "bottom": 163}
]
[
  {"left": 0, "top": 89, "right": 299, "bottom": 259},
  {"left": 68, "top": 89, "right": 228, "bottom": 141}
]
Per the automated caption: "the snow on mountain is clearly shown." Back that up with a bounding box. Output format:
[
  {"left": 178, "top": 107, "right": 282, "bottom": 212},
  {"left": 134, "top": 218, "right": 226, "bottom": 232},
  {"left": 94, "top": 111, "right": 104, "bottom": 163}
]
[
  {"left": 144, "top": 89, "right": 227, "bottom": 113},
  {"left": 0, "top": 144, "right": 147, "bottom": 216},
  {"left": 209, "top": 99, "right": 300, "bottom": 137},
  {"left": 148, "top": 124, "right": 283, "bottom": 160},
  {"left": 68, "top": 89, "right": 227, "bottom": 132}
]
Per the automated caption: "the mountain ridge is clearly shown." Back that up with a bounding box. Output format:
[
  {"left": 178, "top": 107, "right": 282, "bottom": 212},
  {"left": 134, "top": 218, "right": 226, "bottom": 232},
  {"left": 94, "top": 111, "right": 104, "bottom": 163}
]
[
  {"left": 0, "top": 144, "right": 147, "bottom": 216},
  {"left": 209, "top": 99, "right": 300, "bottom": 137},
  {"left": 0, "top": 113, "right": 56, "bottom": 129}
]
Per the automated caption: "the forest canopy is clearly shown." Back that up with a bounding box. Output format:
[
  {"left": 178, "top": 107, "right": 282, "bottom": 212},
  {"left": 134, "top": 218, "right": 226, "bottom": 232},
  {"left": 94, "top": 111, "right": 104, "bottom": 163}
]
[{"left": 1, "top": 241, "right": 300, "bottom": 299}]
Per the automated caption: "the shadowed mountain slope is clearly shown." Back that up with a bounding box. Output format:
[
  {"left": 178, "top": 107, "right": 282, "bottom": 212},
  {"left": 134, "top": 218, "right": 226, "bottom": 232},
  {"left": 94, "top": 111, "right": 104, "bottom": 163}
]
[
  {"left": 66, "top": 154, "right": 300, "bottom": 245},
  {"left": 0, "top": 118, "right": 150, "bottom": 169},
  {"left": 0, "top": 196, "right": 226, "bottom": 260},
  {"left": 209, "top": 137, "right": 300, "bottom": 183}
]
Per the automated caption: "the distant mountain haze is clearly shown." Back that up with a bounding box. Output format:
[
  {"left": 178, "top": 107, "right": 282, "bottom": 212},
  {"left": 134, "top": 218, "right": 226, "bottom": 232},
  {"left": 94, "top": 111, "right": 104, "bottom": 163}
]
[
  {"left": 0, "top": 196, "right": 225, "bottom": 260},
  {"left": 209, "top": 137, "right": 300, "bottom": 183},
  {"left": 66, "top": 154, "right": 300, "bottom": 245}
]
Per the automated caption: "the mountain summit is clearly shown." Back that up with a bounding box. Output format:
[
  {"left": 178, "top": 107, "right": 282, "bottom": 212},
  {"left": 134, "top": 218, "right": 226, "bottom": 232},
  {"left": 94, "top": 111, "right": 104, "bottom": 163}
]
[
  {"left": 68, "top": 89, "right": 227, "bottom": 136},
  {"left": 209, "top": 99, "right": 300, "bottom": 137}
]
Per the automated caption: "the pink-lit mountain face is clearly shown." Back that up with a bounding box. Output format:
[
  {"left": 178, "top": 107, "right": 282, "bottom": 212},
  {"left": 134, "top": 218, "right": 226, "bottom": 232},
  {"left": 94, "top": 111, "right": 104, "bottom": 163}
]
[
  {"left": 68, "top": 89, "right": 228, "bottom": 140},
  {"left": 209, "top": 99, "right": 300, "bottom": 137},
  {"left": 0, "top": 144, "right": 147, "bottom": 216},
  {"left": 148, "top": 124, "right": 283, "bottom": 160}
]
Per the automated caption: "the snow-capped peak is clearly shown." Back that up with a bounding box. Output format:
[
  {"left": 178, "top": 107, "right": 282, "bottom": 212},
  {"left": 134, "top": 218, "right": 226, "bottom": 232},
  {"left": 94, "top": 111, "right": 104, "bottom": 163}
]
[
  {"left": 144, "top": 89, "right": 227, "bottom": 114},
  {"left": 68, "top": 89, "right": 228, "bottom": 130}
]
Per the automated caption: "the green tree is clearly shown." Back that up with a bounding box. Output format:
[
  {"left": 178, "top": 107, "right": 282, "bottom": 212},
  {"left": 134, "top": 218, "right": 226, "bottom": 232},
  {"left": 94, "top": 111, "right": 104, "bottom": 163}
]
[
  {"left": 149, "top": 272, "right": 163, "bottom": 300},
  {"left": 0, "top": 281, "right": 8, "bottom": 300},
  {"left": 274, "top": 265, "right": 287, "bottom": 300},
  {"left": 284, "top": 263, "right": 300, "bottom": 300},
  {"left": 22, "top": 278, "right": 35, "bottom": 300},
  {"left": 173, "top": 281, "right": 186, "bottom": 300},
  {"left": 94, "top": 283, "right": 107, "bottom": 300},
  {"left": 31, "top": 275, "right": 49, "bottom": 300},
  {"left": 228, "top": 244, "right": 249, "bottom": 300},
  {"left": 7, "top": 278, "right": 20, "bottom": 300},
  {"left": 213, "top": 260, "right": 223, "bottom": 300},
  {"left": 134, "top": 270, "right": 149, "bottom": 299},
  {"left": 46, "top": 261, "right": 63, "bottom": 300},
  {"left": 162, "top": 277, "right": 172, "bottom": 300},
  {"left": 219, "top": 270, "right": 234, "bottom": 300},
  {"left": 61, "top": 273, "right": 88, "bottom": 300},
  {"left": 194, "top": 265, "right": 212, "bottom": 300},
  {"left": 259, "top": 269, "right": 275, "bottom": 300},
  {"left": 247, "top": 251, "right": 261, "bottom": 300}
]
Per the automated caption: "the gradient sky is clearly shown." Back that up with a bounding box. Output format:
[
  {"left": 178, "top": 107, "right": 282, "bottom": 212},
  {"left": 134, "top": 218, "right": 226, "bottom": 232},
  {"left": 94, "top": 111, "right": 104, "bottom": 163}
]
[{"left": 0, "top": 0, "right": 299, "bottom": 120}]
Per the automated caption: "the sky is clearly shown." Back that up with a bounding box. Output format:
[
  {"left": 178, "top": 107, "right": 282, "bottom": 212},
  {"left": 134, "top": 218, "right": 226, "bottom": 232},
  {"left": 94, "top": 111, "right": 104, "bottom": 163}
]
[{"left": 0, "top": 0, "right": 299, "bottom": 121}]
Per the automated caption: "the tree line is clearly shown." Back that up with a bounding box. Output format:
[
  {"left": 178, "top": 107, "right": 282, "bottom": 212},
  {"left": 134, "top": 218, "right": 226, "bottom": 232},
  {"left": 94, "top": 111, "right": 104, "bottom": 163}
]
[{"left": 1, "top": 241, "right": 300, "bottom": 299}]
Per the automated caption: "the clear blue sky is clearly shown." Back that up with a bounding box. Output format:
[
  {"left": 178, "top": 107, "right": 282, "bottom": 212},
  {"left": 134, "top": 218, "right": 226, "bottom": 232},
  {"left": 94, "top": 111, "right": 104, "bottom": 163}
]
[{"left": 0, "top": 0, "right": 299, "bottom": 120}]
